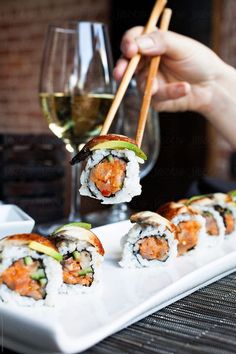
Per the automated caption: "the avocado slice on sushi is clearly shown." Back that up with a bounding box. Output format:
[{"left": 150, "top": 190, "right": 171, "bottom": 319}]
[
  {"left": 185, "top": 195, "right": 207, "bottom": 205},
  {"left": 52, "top": 222, "right": 92, "bottom": 235},
  {"left": 90, "top": 140, "right": 147, "bottom": 160},
  {"left": 70, "top": 134, "right": 147, "bottom": 164},
  {"left": 29, "top": 241, "right": 63, "bottom": 262},
  {"left": 228, "top": 190, "right": 236, "bottom": 202}
]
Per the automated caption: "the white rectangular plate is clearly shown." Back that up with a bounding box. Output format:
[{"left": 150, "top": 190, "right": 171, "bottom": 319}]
[{"left": 1, "top": 220, "right": 236, "bottom": 354}]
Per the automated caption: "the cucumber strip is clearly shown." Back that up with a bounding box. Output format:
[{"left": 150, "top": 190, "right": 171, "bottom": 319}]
[
  {"left": 202, "top": 211, "right": 212, "bottom": 217},
  {"left": 72, "top": 251, "right": 80, "bottom": 260},
  {"left": 39, "top": 278, "right": 47, "bottom": 287},
  {"left": 78, "top": 267, "right": 93, "bottom": 276},
  {"left": 31, "top": 268, "right": 46, "bottom": 280},
  {"left": 225, "top": 208, "right": 233, "bottom": 215},
  {"left": 24, "top": 256, "right": 33, "bottom": 266},
  {"left": 107, "top": 155, "right": 114, "bottom": 162}
]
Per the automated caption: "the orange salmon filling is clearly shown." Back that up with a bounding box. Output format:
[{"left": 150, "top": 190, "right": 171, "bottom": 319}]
[
  {"left": 177, "top": 220, "right": 201, "bottom": 256},
  {"left": 0, "top": 259, "right": 46, "bottom": 300},
  {"left": 214, "top": 205, "right": 234, "bottom": 235},
  {"left": 138, "top": 236, "right": 169, "bottom": 261},
  {"left": 224, "top": 213, "right": 234, "bottom": 235},
  {"left": 203, "top": 213, "right": 219, "bottom": 236},
  {"left": 63, "top": 256, "right": 93, "bottom": 287},
  {"left": 90, "top": 157, "right": 126, "bottom": 197}
]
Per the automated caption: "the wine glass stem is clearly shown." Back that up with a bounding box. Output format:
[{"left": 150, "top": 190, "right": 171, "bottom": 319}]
[
  {"left": 110, "top": 203, "right": 131, "bottom": 220},
  {"left": 68, "top": 153, "right": 82, "bottom": 222}
]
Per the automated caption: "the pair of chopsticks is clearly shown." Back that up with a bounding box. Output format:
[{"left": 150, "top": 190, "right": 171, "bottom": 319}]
[{"left": 100, "top": 0, "right": 172, "bottom": 148}]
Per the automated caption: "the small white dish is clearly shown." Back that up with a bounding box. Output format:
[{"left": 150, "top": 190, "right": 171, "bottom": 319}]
[{"left": 0, "top": 204, "right": 35, "bottom": 239}]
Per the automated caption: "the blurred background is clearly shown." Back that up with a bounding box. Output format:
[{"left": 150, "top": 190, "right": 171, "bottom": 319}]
[{"left": 0, "top": 0, "right": 235, "bottom": 223}]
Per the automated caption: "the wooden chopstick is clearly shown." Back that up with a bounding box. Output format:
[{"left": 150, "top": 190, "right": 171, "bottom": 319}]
[
  {"left": 100, "top": 0, "right": 167, "bottom": 136},
  {"left": 135, "top": 8, "right": 172, "bottom": 148}
]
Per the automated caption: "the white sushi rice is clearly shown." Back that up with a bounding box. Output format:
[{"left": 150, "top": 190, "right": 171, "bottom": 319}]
[
  {"left": 80, "top": 149, "right": 144, "bottom": 204},
  {"left": 171, "top": 213, "right": 207, "bottom": 254},
  {"left": 190, "top": 206, "right": 225, "bottom": 247},
  {"left": 57, "top": 240, "right": 104, "bottom": 294},
  {"left": 119, "top": 223, "right": 178, "bottom": 268},
  {"left": 0, "top": 246, "right": 62, "bottom": 306},
  {"left": 217, "top": 203, "right": 236, "bottom": 238},
  {"left": 191, "top": 195, "right": 236, "bottom": 238}
]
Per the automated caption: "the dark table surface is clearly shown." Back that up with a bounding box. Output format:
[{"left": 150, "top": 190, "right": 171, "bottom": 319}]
[{"left": 3, "top": 271, "right": 236, "bottom": 354}]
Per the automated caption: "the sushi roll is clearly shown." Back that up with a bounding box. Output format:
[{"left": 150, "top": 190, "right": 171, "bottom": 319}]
[
  {"left": 120, "top": 211, "right": 178, "bottom": 268},
  {"left": 187, "top": 193, "right": 236, "bottom": 237},
  {"left": 211, "top": 193, "right": 236, "bottom": 237},
  {"left": 70, "top": 134, "right": 146, "bottom": 204},
  {"left": 158, "top": 202, "right": 206, "bottom": 256},
  {"left": 181, "top": 196, "right": 225, "bottom": 247},
  {"left": 51, "top": 223, "right": 105, "bottom": 294},
  {"left": 0, "top": 233, "right": 62, "bottom": 306}
]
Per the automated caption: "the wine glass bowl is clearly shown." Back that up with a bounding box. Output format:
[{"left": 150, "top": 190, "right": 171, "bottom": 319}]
[
  {"left": 122, "top": 79, "right": 160, "bottom": 179},
  {"left": 38, "top": 21, "right": 114, "bottom": 226},
  {"left": 39, "top": 21, "right": 114, "bottom": 153}
]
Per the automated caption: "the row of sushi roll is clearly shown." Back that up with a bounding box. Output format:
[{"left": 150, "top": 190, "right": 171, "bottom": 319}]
[
  {"left": 1, "top": 190, "right": 235, "bottom": 304},
  {"left": 71, "top": 134, "right": 147, "bottom": 204},
  {"left": 0, "top": 223, "right": 104, "bottom": 306},
  {"left": 120, "top": 191, "right": 236, "bottom": 268}
]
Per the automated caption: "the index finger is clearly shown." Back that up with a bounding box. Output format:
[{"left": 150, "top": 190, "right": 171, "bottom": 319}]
[
  {"left": 120, "top": 26, "right": 144, "bottom": 58},
  {"left": 113, "top": 58, "right": 129, "bottom": 81}
]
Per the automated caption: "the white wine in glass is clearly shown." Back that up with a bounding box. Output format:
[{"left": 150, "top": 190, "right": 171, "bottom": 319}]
[
  {"left": 39, "top": 21, "right": 114, "bottom": 230},
  {"left": 39, "top": 92, "right": 114, "bottom": 151}
]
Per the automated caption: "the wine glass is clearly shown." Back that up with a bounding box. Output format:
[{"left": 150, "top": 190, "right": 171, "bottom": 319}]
[
  {"left": 38, "top": 21, "right": 114, "bottom": 232},
  {"left": 85, "top": 79, "right": 160, "bottom": 226},
  {"left": 122, "top": 79, "right": 160, "bottom": 179}
]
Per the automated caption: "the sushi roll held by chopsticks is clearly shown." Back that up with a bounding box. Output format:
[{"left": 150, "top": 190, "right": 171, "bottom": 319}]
[
  {"left": 120, "top": 211, "right": 178, "bottom": 268},
  {"left": 70, "top": 1, "right": 171, "bottom": 205},
  {"left": 71, "top": 134, "right": 146, "bottom": 204},
  {"left": 0, "top": 234, "right": 62, "bottom": 306}
]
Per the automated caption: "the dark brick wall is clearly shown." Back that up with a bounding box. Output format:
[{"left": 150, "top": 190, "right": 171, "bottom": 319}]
[{"left": 0, "top": 0, "right": 110, "bottom": 134}]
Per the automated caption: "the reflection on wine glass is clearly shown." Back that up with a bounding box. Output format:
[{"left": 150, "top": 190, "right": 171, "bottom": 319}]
[
  {"left": 38, "top": 21, "right": 114, "bottom": 231},
  {"left": 122, "top": 80, "right": 160, "bottom": 179},
  {"left": 85, "top": 79, "right": 160, "bottom": 226}
]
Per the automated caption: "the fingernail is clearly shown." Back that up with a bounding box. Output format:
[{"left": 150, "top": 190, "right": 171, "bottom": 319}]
[
  {"left": 174, "top": 84, "right": 186, "bottom": 95},
  {"left": 113, "top": 67, "right": 118, "bottom": 79},
  {"left": 151, "top": 79, "right": 158, "bottom": 94},
  {"left": 136, "top": 36, "right": 154, "bottom": 50}
]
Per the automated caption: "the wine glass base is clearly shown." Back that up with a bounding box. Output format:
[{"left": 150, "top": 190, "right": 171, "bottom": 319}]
[
  {"left": 34, "top": 205, "right": 133, "bottom": 235},
  {"left": 83, "top": 204, "right": 133, "bottom": 228},
  {"left": 34, "top": 217, "right": 81, "bottom": 236}
]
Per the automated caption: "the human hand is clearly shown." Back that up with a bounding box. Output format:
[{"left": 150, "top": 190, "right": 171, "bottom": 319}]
[{"left": 113, "top": 27, "right": 227, "bottom": 115}]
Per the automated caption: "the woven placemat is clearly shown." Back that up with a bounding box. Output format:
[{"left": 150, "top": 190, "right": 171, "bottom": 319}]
[
  {"left": 3, "top": 272, "right": 236, "bottom": 354},
  {"left": 86, "top": 271, "right": 236, "bottom": 354}
]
